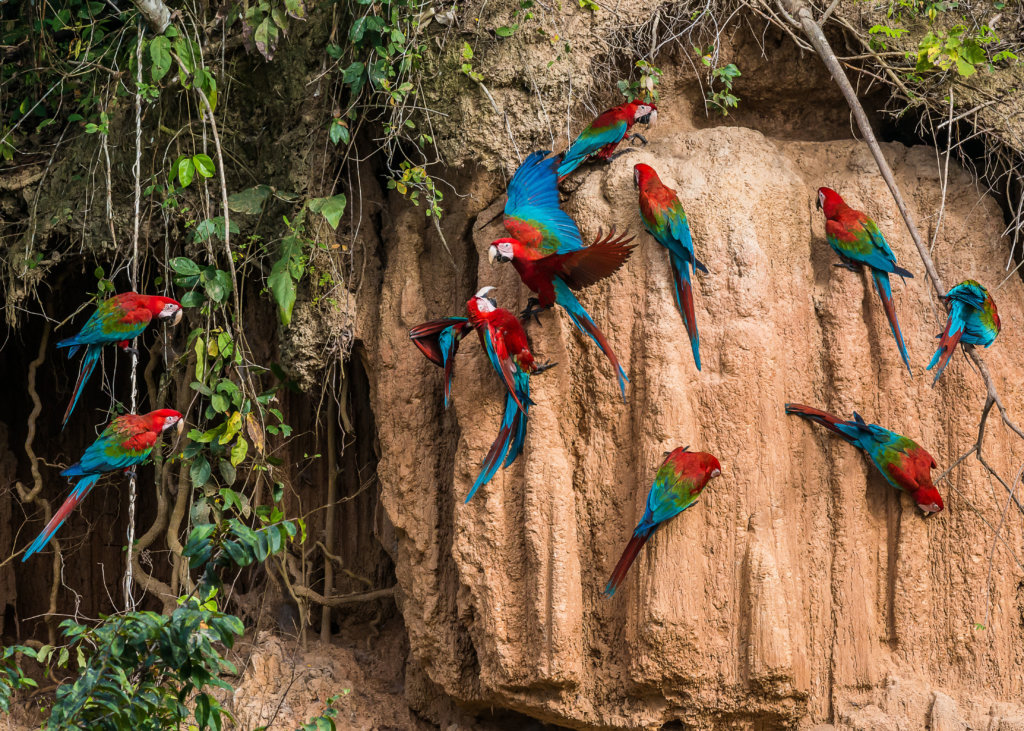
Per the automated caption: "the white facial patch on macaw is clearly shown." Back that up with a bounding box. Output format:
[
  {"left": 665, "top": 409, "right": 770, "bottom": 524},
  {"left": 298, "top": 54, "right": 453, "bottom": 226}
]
[
  {"left": 710, "top": 468, "right": 721, "bottom": 478},
  {"left": 921, "top": 502, "right": 940, "bottom": 514},
  {"left": 818, "top": 190, "right": 827, "bottom": 209},
  {"left": 160, "top": 302, "right": 183, "bottom": 325},
  {"left": 635, "top": 105, "right": 656, "bottom": 125},
  {"left": 633, "top": 168, "right": 641, "bottom": 188},
  {"left": 474, "top": 287, "right": 498, "bottom": 313},
  {"left": 162, "top": 415, "right": 181, "bottom": 430},
  {"left": 488, "top": 241, "right": 515, "bottom": 264}
]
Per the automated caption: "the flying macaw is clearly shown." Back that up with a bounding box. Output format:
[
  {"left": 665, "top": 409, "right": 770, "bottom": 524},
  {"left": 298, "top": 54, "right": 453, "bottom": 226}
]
[
  {"left": 22, "top": 408, "right": 184, "bottom": 561},
  {"left": 58, "top": 293, "right": 184, "bottom": 427},
  {"left": 785, "top": 403, "right": 943, "bottom": 514},
  {"left": 464, "top": 287, "right": 554, "bottom": 502},
  {"left": 603, "top": 446, "right": 721, "bottom": 597},
  {"left": 927, "top": 279, "right": 1000, "bottom": 385},
  {"left": 816, "top": 187, "right": 914, "bottom": 375},
  {"left": 487, "top": 150, "right": 635, "bottom": 399},
  {"left": 557, "top": 100, "right": 658, "bottom": 179},
  {"left": 634, "top": 163, "right": 707, "bottom": 370}
]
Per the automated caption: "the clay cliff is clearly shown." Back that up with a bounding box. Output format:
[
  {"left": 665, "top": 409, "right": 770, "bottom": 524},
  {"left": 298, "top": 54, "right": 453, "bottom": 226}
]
[{"left": 356, "top": 111, "right": 1024, "bottom": 728}]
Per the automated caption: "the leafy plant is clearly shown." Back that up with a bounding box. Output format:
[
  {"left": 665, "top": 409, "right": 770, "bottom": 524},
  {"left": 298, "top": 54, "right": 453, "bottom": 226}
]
[
  {"left": 617, "top": 60, "right": 662, "bottom": 103},
  {"left": 916, "top": 25, "right": 1009, "bottom": 77},
  {"left": 460, "top": 42, "right": 484, "bottom": 83},
  {"left": 695, "top": 50, "right": 741, "bottom": 116}
]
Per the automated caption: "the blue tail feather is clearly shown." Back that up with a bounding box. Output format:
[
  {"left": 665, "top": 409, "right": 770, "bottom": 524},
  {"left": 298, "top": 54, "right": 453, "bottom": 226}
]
[
  {"left": 871, "top": 270, "right": 912, "bottom": 376},
  {"left": 465, "top": 390, "right": 519, "bottom": 503},
  {"left": 552, "top": 278, "right": 628, "bottom": 399},
  {"left": 63, "top": 346, "right": 102, "bottom": 428}
]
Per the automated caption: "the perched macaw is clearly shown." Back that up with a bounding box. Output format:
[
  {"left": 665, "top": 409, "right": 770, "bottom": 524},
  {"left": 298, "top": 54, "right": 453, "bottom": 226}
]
[
  {"left": 558, "top": 100, "right": 658, "bottom": 179},
  {"left": 463, "top": 287, "right": 554, "bottom": 502},
  {"left": 785, "top": 403, "right": 943, "bottom": 514},
  {"left": 634, "top": 163, "right": 708, "bottom": 369},
  {"left": 603, "top": 447, "right": 721, "bottom": 597},
  {"left": 409, "top": 317, "right": 473, "bottom": 408},
  {"left": 487, "top": 150, "right": 635, "bottom": 398},
  {"left": 816, "top": 187, "right": 914, "bottom": 375},
  {"left": 58, "top": 293, "right": 183, "bottom": 427},
  {"left": 22, "top": 408, "right": 184, "bottom": 561},
  {"left": 927, "top": 280, "right": 1000, "bottom": 385}
]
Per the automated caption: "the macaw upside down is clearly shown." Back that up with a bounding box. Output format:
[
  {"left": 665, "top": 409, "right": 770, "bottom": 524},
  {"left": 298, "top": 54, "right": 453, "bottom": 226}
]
[
  {"left": 557, "top": 100, "right": 658, "bottom": 179},
  {"left": 816, "top": 187, "right": 914, "bottom": 375},
  {"left": 604, "top": 447, "right": 721, "bottom": 597},
  {"left": 58, "top": 293, "right": 183, "bottom": 427},
  {"left": 635, "top": 163, "right": 708, "bottom": 370},
  {"left": 22, "top": 409, "right": 184, "bottom": 562},
  {"left": 785, "top": 403, "right": 943, "bottom": 514},
  {"left": 487, "top": 150, "right": 635, "bottom": 399},
  {"left": 927, "top": 280, "right": 1000, "bottom": 385}
]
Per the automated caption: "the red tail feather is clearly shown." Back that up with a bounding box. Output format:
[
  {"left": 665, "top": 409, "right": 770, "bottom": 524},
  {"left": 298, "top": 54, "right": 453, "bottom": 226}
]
[
  {"left": 933, "top": 319, "right": 963, "bottom": 379},
  {"left": 783, "top": 403, "right": 849, "bottom": 437},
  {"left": 603, "top": 531, "right": 650, "bottom": 597}
]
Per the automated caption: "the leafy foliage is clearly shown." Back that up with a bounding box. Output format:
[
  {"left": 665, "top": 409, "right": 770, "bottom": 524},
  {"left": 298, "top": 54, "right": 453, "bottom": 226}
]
[{"left": 617, "top": 60, "right": 662, "bottom": 103}]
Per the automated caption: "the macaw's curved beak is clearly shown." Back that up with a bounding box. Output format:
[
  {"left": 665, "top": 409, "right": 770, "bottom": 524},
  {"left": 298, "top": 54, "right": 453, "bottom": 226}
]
[
  {"left": 171, "top": 309, "right": 183, "bottom": 326},
  {"left": 815, "top": 197, "right": 822, "bottom": 211},
  {"left": 488, "top": 246, "right": 498, "bottom": 265},
  {"left": 176, "top": 419, "right": 185, "bottom": 436},
  {"left": 647, "top": 109, "right": 657, "bottom": 126}
]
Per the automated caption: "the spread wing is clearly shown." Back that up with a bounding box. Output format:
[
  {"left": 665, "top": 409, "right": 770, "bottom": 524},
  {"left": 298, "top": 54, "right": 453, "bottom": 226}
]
[{"left": 504, "top": 150, "right": 583, "bottom": 255}]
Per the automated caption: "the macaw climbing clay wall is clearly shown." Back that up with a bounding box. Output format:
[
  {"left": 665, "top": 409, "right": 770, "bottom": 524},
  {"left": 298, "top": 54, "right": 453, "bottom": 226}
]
[{"left": 357, "top": 118, "right": 1024, "bottom": 727}]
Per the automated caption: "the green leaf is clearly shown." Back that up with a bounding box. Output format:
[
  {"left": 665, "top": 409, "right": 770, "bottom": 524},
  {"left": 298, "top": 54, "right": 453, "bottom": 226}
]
[
  {"left": 268, "top": 257, "right": 297, "bottom": 326},
  {"left": 329, "top": 120, "right": 349, "bottom": 146},
  {"left": 230, "top": 436, "right": 249, "bottom": 467},
  {"left": 218, "top": 462, "right": 237, "bottom": 487},
  {"left": 227, "top": 185, "right": 272, "bottom": 215},
  {"left": 220, "top": 411, "right": 243, "bottom": 445},
  {"left": 150, "top": 36, "right": 172, "bottom": 81},
  {"left": 342, "top": 61, "right": 364, "bottom": 85},
  {"left": 211, "top": 393, "right": 230, "bottom": 413},
  {"left": 177, "top": 157, "right": 195, "bottom": 188},
  {"left": 181, "top": 290, "right": 205, "bottom": 308},
  {"left": 253, "top": 17, "right": 280, "bottom": 60},
  {"left": 170, "top": 257, "right": 201, "bottom": 276},
  {"left": 190, "top": 456, "right": 212, "bottom": 488},
  {"left": 307, "top": 193, "right": 347, "bottom": 229},
  {"left": 193, "top": 153, "right": 215, "bottom": 178},
  {"left": 495, "top": 25, "right": 517, "bottom": 36}
]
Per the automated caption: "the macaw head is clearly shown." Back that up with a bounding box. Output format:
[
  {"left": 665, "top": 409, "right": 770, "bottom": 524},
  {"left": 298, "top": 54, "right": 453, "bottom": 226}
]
[
  {"left": 634, "top": 102, "right": 657, "bottom": 126},
  {"left": 488, "top": 239, "right": 517, "bottom": 265},
  {"left": 704, "top": 454, "right": 723, "bottom": 481},
  {"left": 816, "top": 187, "right": 844, "bottom": 218},
  {"left": 147, "top": 408, "right": 185, "bottom": 435},
  {"left": 633, "top": 163, "right": 658, "bottom": 190},
  {"left": 913, "top": 486, "right": 944, "bottom": 515},
  {"left": 139, "top": 295, "right": 184, "bottom": 326},
  {"left": 472, "top": 286, "right": 498, "bottom": 312}
]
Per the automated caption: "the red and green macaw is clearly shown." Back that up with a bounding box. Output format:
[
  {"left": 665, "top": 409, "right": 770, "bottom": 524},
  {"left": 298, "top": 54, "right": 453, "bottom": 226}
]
[
  {"left": 785, "top": 403, "right": 943, "bottom": 514},
  {"left": 816, "top": 187, "right": 914, "bottom": 375},
  {"left": 410, "top": 288, "right": 555, "bottom": 501},
  {"left": 927, "top": 280, "right": 1000, "bottom": 385},
  {"left": 58, "top": 293, "right": 183, "bottom": 427},
  {"left": 463, "top": 287, "right": 554, "bottom": 501},
  {"left": 557, "top": 101, "right": 658, "bottom": 179},
  {"left": 487, "top": 150, "right": 635, "bottom": 399},
  {"left": 635, "top": 163, "right": 707, "bottom": 370},
  {"left": 22, "top": 408, "right": 184, "bottom": 561},
  {"left": 603, "top": 447, "right": 721, "bottom": 597}
]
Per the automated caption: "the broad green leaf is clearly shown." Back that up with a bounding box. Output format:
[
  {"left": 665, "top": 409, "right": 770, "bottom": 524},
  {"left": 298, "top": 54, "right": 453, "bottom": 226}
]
[
  {"left": 349, "top": 16, "right": 367, "bottom": 43},
  {"left": 177, "top": 157, "right": 195, "bottom": 187},
  {"left": 307, "top": 193, "right": 347, "bottom": 229},
  {"left": 495, "top": 25, "right": 517, "bottom": 36},
  {"left": 170, "top": 257, "right": 200, "bottom": 276},
  {"left": 268, "top": 257, "right": 297, "bottom": 326},
  {"left": 253, "top": 17, "right": 280, "bottom": 60},
  {"left": 193, "top": 153, "right": 215, "bottom": 178},
  {"left": 230, "top": 436, "right": 249, "bottom": 467},
  {"left": 190, "top": 456, "right": 212, "bottom": 487},
  {"left": 218, "top": 462, "right": 237, "bottom": 487},
  {"left": 181, "top": 290, "right": 205, "bottom": 308},
  {"left": 149, "top": 36, "right": 172, "bottom": 81},
  {"left": 220, "top": 411, "right": 242, "bottom": 444},
  {"left": 195, "top": 337, "right": 206, "bottom": 381},
  {"left": 227, "top": 185, "right": 272, "bottom": 215},
  {"left": 342, "top": 61, "right": 364, "bottom": 85},
  {"left": 211, "top": 393, "right": 229, "bottom": 413}
]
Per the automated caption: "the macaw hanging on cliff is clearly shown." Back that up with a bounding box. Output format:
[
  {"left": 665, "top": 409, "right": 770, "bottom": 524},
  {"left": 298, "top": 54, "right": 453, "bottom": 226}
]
[
  {"left": 464, "top": 287, "right": 554, "bottom": 501},
  {"left": 557, "top": 100, "right": 658, "bottom": 179},
  {"left": 603, "top": 447, "right": 721, "bottom": 597},
  {"left": 927, "top": 280, "right": 1000, "bottom": 385},
  {"left": 409, "top": 317, "right": 473, "bottom": 408},
  {"left": 784, "top": 403, "right": 943, "bottom": 514},
  {"left": 816, "top": 187, "right": 914, "bottom": 375},
  {"left": 58, "top": 293, "right": 184, "bottom": 427},
  {"left": 487, "top": 150, "right": 635, "bottom": 399},
  {"left": 22, "top": 409, "right": 184, "bottom": 561},
  {"left": 634, "top": 163, "right": 708, "bottom": 370}
]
